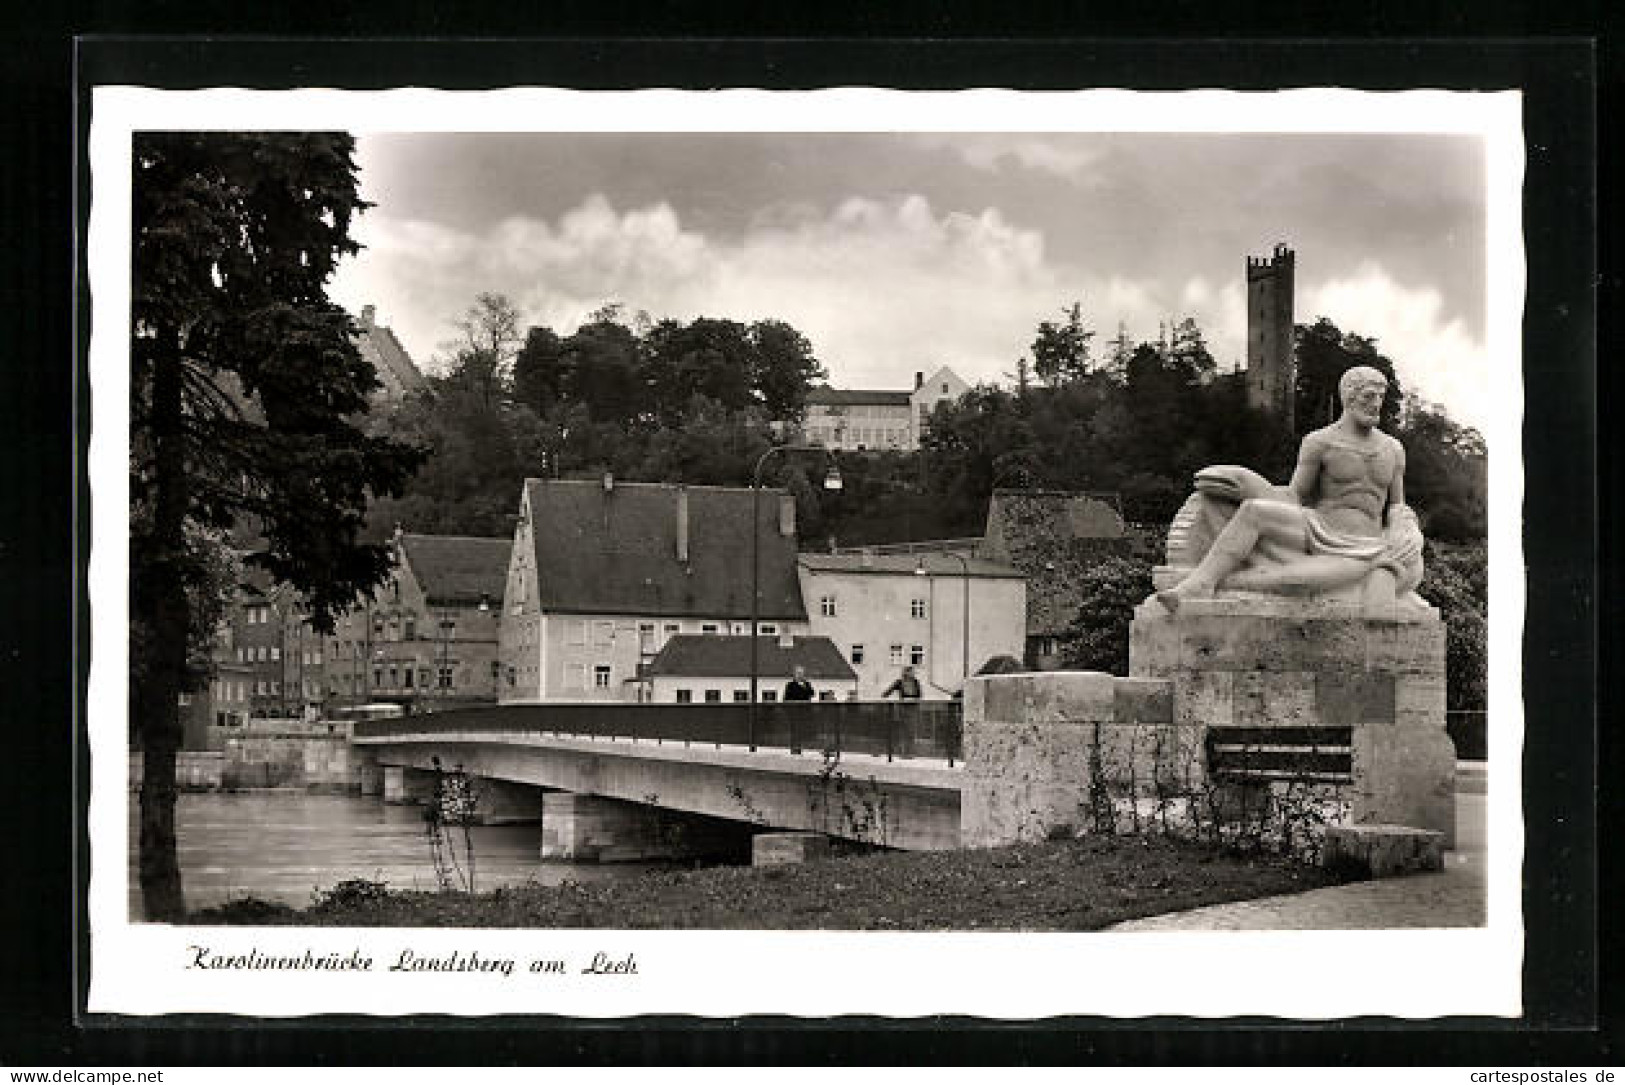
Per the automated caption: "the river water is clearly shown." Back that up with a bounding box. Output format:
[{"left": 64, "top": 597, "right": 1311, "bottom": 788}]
[{"left": 127, "top": 791, "right": 668, "bottom": 916}]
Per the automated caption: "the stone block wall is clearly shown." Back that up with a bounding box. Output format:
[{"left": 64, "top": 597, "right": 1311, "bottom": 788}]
[{"left": 962, "top": 594, "right": 1455, "bottom": 851}]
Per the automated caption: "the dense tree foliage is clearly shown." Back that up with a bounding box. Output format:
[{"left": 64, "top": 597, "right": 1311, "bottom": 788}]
[
  {"left": 378, "top": 298, "right": 1487, "bottom": 556},
  {"left": 131, "top": 132, "right": 421, "bottom": 918},
  {"left": 1056, "top": 555, "right": 1156, "bottom": 675}
]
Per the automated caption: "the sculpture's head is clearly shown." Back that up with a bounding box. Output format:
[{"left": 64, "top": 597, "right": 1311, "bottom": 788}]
[{"left": 1338, "top": 365, "right": 1389, "bottom": 428}]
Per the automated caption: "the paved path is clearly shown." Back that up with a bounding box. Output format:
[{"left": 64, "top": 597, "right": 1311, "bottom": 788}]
[{"left": 1112, "top": 778, "right": 1489, "bottom": 932}]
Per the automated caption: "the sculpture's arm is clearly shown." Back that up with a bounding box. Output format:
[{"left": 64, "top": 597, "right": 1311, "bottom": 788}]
[
  {"left": 1286, "top": 430, "right": 1325, "bottom": 506},
  {"left": 1386, "top": 437, "right": 1409, "bottom": 517}
]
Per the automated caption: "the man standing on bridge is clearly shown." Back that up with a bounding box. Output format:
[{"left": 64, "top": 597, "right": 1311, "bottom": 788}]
[{"left": 783, "top": 665, "right": 816, "bottom": 702}]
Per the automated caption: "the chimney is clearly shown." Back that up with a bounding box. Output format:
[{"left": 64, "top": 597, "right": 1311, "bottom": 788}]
[
  {"left": 914, "top": 371, "right": 924, "bottom": 390},
  {"left": 778, "top": 493, "right": 796, "bottom": 538},
  {"left": 361, "top": 304, "right": 376, "bottom": 328},
  {"left": 675, "top": 486, "right": 689, "bottom": 563}
]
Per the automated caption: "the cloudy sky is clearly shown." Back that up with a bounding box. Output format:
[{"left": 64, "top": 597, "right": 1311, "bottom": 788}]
[{"left": 329, "top": 131, "right": 1488, "bottom": 428}]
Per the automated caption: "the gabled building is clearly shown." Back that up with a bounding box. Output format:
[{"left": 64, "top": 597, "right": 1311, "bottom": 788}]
[
  {"left": 498, "top": 478, "right": 811, "bottom": 703},
  {"left": 797, "top": 550, "right": 1026, "bottom": 700},
  {"left": 639, "top": 635, "right": 857, "bottom": 704},
  {"left": 801, "top": 365, "right": 968, "bottom": 452},
  {"left": 976, "top": 490, "right": 1127, "bottom": 670},
  {"left": 354, "top": 304, "right": 428, "bottom": 403},
  {"left": 324, "top": 531, "right": 511, "bottom": 711}
]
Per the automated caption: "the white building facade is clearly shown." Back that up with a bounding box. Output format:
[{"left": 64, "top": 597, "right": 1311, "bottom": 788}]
[
  {"left": 797, "top": 551, "right": 1027, "bottom": 701},
  {"left": 801, "top": 365, "right": 969, "bottom": 452}
]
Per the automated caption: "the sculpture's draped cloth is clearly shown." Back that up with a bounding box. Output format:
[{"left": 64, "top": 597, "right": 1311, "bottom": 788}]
[{"left": 1166, "top": 465, "right": 1425, "bottom": 596}]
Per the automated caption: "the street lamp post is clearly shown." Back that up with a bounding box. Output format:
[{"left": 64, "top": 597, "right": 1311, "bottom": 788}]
[{"left": 750, "top": 444, "right": 842, "bottom": 751}]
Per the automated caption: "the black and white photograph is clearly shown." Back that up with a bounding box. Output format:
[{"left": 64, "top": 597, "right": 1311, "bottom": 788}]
[{"left": 87, "top": 85, "right": 1526, "bottom": 1020}]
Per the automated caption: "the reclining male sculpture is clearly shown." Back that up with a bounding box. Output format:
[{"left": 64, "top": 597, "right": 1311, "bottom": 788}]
[{"left": 1156, "top": 365, "right": 1426, "bottom": 614}]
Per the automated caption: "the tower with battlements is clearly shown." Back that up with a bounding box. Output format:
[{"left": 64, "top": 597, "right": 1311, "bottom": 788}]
[{"left": 1245, "top": 243, "right": 1296, "bottom": 431}]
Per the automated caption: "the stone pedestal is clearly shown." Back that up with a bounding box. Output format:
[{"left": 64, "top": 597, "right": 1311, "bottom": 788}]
[{"left": 1129, "top": 590, "right": 1455, "bottom": 846}]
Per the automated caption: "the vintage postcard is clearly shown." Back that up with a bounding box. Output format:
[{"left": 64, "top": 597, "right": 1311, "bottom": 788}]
[{"left": 88, "top": 85, "right": 1525, "bottom": 1018}]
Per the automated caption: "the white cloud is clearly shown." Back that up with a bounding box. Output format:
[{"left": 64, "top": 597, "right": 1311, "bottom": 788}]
[
  {"left": 909, "top": 134, "right": 1105, "bottom": 182},
  {"left": 332, "top": 199, "right": 1487, "bottom": 429},
  {"left": 1304, "top": 262, "right": 1489, "bottom": 429}
]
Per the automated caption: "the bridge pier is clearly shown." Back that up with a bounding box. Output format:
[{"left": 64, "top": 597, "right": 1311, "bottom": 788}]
[
  {"left": 356, "top": 750, "right": 383, "bottom": 797},
  {"left": 469, "top": 777, "right": 545, "bottom": 825},
  {"left": 540, "top": 792, "right": 748, "bottom": 863},
  {"left": 382, "top": 765, "right": 437, "bottom": 805}
]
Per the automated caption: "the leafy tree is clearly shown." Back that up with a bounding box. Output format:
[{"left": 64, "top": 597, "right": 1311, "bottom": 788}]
[
  {"left": 1056, "top": 555, "right": 1155, "bottom": 674},
  {"left": 130, "top": 132, "right": 421, "bottom": 919},
  {"left": 642, "top": 317, "right": 757, "bottom": 422},
  {"left": 1030, "top": 301, "right": 1094, "bottom": 386},
  {"left": 749, "top": 318, "right": 827, "bottom": 422},
  {"left": 565, "top": 319, "right": 644, "bottom": 422},
  {"left": 511, "top": 325, "right": 568, "bottom": 415},
  {"left": 1418, "top": 543, "right": 1488, "bottom": 713},
  {"left": 1294, "top": 317, "right": 1403, "bottom": 434},
  {"left": 1399, "top": 396, "right": 1488, "bottom": 542}
]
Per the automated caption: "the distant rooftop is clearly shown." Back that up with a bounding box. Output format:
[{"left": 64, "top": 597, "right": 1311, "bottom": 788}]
[
  {"left": 397, "top": 533, "right": 512, "bottom": 607},
  {"left": 798, "top": 552, "right": 1024, "bottom": 579},
  {"left": 644, "top": 635, "right": 856, "bottom": 681},
  {"left": 805, "top": 387, "right": 914, "bottom": 408}
]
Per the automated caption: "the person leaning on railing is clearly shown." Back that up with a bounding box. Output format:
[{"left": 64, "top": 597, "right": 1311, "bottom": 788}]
[{"left": 881, "top": 665, "right": 923, "bottom": 701}]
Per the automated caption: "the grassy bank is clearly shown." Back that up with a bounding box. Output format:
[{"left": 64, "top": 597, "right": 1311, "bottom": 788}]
[{"left": 191, "top": 836, "right": 1342, "bottom": 930}]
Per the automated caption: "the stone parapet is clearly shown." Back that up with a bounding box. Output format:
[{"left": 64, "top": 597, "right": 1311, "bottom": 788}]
[{"left": 961, "top": 671, "right": 1189, "bottom": 847}]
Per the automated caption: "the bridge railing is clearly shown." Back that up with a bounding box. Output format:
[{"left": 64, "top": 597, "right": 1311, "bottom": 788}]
[{"left": 353, "top": 701, "right": 965, "bottom": 765}]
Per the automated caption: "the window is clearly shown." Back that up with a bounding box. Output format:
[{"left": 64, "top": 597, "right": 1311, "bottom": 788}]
[
  {"left": 910, "top": 644, "right": 925, "bottom": 666},
  {"left": 732, "top": 691, "right": 750, "bottom": 703},
  {"left": 701, "top": 623, "right": 719, "bottom": 636},
  {"left": 404, "top": 617, "right": 416, "bottom": 641},
  {"left": 818, "top": 691, "right": 836, "bottom": 702},
  {"left": 566, "top": 621, "right": 585, "bottom": 647},
  {"left": 820, "top": 596, "right": 837, "bottom": 617},
  {"left": 374, "top": 668, "right": 383, "bottom": 688},
  {"left": 890, "top": 644, "right": 905, "bottom": 665},
  {"left": 593, "top": 621, "right": 614, "bottom": 648},
  {"left": 270, "top": 646, "right": 281, "bottom": 661},
  {"left": 760, "top": 623, "right": 777, "bottom": 636},
  {"left": 911, "top": 598, "right": 928, "bottom": 619},
  {"left": 404, "top": 668, "right": 414, "bottom": 688},
  {"left": 941, "top": 382, "right": 949, "bottom": 393},
  {"left": 177, "top": 692, "right": 192, "bottom": 706},
  {"left": 675, "top": 689, "right": 693, "bottom": 704},
  {"left": 638, "top": 623, "right": 656, "bottom": 652},
  {"left": 313, "top": 649, "right": 323, "bottom": 666},
  {"left": 594, "top": 665, "right": 612, "bottom": 689},
  {"left": 761, "top": 690, "right": 778, "bottom": 702},
  {"left": 388, "top": 666, "right": 399, "bottom": 688},
  {"left": 664, "top": 623, "right": 681, "bottom": 636},
  {"left": 704, "top": 689, "right": 722, "bottom": 703},
  {"left": 850, "top": 644, "right": 865, "bottom": 664}
]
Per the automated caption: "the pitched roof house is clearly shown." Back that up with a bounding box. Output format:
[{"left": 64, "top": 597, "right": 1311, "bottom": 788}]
[
  {"left": 640, "top": 634, "right": 858, "bottom": 704},
  {"left": 976, "top": 490, "right": 1127, "bottom": 669},
  {"left": 498, "top": 478, "right": 812, "bottom": 702}
]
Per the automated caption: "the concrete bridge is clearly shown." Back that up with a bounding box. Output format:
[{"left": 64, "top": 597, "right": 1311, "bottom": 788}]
[{"left": 351, "top": 702, "right": 964, "bottom": 860}]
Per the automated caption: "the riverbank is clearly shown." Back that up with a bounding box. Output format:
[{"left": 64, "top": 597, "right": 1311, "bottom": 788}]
[{"left": 191, "top": 834, "right": 1343, "bottom": 930}]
